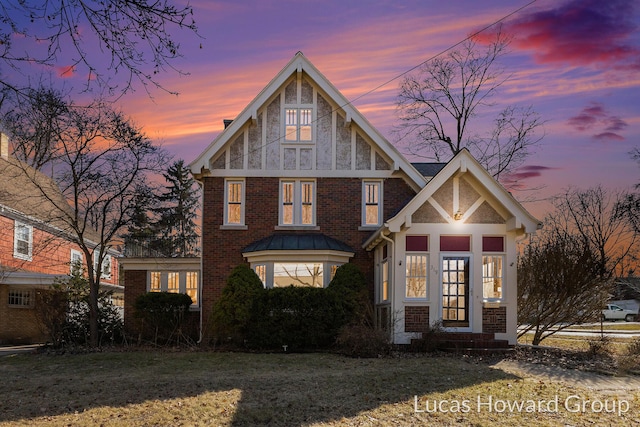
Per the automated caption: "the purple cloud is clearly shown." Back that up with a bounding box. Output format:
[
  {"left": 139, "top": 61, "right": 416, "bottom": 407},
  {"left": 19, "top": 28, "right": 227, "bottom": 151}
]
[
  {"left": 502, "top": 0, "right": 640, "bottom": 71},
  {"left": 567, "top": 102, "right": 628, "bottom": 140}
]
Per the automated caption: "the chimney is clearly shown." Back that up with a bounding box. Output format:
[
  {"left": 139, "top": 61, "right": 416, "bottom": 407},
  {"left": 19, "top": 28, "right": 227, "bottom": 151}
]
[
  {"left": 223, "top": 119, "right": 233, "bottom": 129},
  {"left": 0, "top": 133, "right": 8, "bottom": 159}
]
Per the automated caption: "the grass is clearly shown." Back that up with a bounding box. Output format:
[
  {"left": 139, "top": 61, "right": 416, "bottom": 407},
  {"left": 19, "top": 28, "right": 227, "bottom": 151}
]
[{"left": 1, "top": 349, "right": 639, "bottom": 426}]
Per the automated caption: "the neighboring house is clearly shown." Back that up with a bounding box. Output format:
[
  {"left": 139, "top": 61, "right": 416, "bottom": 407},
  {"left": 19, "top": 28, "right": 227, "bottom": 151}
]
[
  {"left": 123, "top": 52, "right": 540, "bottom": 345},
  {"left": 0, "top": 134, "right": 121, "bottom": 344}
]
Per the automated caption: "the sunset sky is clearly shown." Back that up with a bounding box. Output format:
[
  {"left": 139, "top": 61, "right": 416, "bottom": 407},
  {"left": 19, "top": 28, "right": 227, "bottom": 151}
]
[{"left": 7, "top": 0, "right": 640, "bottom": 219}]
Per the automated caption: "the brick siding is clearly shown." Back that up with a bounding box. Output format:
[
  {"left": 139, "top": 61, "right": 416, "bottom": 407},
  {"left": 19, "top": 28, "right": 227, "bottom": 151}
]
[
  {"left": 482, "top": 306, "right": 507, "bottom": 333},
  {"left": 404, "top": 305, "right": 430, "bottom": 332},
  {"left": 200, "top": 176, "right": 415, "bottom": 340}
]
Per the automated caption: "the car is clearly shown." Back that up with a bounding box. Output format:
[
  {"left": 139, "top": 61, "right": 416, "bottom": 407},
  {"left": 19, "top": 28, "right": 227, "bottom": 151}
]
[{"left": 601, "top": 304, "right": 637, "bottom": 322}]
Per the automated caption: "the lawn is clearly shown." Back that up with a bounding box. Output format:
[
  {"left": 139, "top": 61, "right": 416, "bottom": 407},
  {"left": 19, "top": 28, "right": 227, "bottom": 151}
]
[{"left": 0, "top": 350, "right": 638, "bottom": 426}]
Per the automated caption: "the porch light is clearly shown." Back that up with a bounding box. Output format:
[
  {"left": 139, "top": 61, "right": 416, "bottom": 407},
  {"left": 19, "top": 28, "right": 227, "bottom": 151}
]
[{"left": 453, "top": 210, "right": 463, "bottom": 221}]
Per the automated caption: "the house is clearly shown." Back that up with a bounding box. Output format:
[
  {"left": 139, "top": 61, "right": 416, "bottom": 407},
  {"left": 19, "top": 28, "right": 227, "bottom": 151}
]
[
  {"left": 123, "top": 52, "right": 540, "bottom": 346},
  {"left": 0, "top": 134, "right": 121, "bottom": 344}
]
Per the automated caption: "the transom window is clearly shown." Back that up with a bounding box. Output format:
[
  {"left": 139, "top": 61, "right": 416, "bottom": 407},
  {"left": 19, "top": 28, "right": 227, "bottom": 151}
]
[
  {"left": 147, "top": 271, "right": 200, "bottom": 307},
  {"left": 280, "top": 180, "right": 315, "bottom": 226},
  {"left": 362, "top": 181, "right": 382, "bottom": 226},
  {"left": 13, "top": 221, "right": 32, "bottom": 260},
  {"left": 285, "top": 108, "right": 313, "bottom": 142},
  {"left": 225, "top": 179, "right": 245, "bottom": 225}
]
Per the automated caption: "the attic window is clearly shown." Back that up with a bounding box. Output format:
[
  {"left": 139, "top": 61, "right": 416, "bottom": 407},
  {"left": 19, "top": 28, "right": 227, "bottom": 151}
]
[{"left": 285, "top": 108, "right": 312, "bottom": 142}]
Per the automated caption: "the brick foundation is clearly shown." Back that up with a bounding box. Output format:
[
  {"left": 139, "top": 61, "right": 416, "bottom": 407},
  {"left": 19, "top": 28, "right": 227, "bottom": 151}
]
[
  {"left": 404, "top": 305, "right": 430, "bottom": 332},
  {"left": 482, "top": 306, "right": 507, "bottom": 333}
]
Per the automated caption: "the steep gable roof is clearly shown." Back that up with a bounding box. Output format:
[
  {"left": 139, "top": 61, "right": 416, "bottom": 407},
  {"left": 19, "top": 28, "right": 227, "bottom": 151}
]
[
  {"left": 364, "top": 149, "right": 541, "bottom": 249},
  {"left": 0, "top": 155, "right": 75, "bottom": 234},
  {"left": 190, "top": 52, "right": 427, "bottom": 190}
]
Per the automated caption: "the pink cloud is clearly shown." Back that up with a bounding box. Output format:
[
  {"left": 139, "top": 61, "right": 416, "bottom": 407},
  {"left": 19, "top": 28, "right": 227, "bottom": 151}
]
[
  {"left": 567, "top": 102, "right": 628, "bottom": 140},
  {"left": 594, "top": 132, "right": 625, "bottom": 142},
  {"left": 501, "top": 0, "right": 640, "bottom": 70}
]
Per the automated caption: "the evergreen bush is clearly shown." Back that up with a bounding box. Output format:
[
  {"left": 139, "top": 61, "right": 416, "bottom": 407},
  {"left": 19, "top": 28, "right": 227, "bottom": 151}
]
[{"left": 134, "top": 291, "right": 193, "bottom": 345}]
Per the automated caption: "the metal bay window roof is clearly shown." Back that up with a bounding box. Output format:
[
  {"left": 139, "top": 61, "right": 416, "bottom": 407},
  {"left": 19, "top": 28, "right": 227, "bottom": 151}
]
[{"left": 242, "top": 234, "right": 354, "bottom": 254}]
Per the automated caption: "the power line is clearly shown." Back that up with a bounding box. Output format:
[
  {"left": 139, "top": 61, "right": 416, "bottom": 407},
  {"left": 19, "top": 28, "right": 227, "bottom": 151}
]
[{"left": 219, "top": 0, "right": 538, "bottom": 169}]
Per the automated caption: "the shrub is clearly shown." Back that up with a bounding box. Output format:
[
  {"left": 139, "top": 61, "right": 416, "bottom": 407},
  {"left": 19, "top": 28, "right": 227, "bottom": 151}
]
[
  {"left": 327, "top": 263, "right": 371, "bottom": 326},
  {"left": 246, "top": 286, "right": 344, "bottom": 350},
  {"left": 586, "top": 335, "right": 612, "bottom": 357},
  {"left": 335, "top": 324, "right": 391, "bottom": 358},
  {"left": 210, "top": 264, "right": 265, "bottom": 345},
  {"left": 617, "top": 338, "right": 640, "bottom": 374},
  {"left": 134, "top": 292, "right": 193, "bottom": 345},
  {"left": 34, "top": 271, "right": 124, "bottom": 348},
  {"left": 409, "top": 319, "right": 445, "bottom": 353}
]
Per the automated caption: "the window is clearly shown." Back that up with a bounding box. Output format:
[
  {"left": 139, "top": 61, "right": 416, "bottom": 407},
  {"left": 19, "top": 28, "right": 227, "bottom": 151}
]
[
  {"left": 482, "top": 256, "right": 504, "bottom": 301},
  {"left": 285, "top": 108, "right": 312, "bottom": 142},
  {"left": 362, "top": 181, "right": 382, "bottom": 226},
  {"left": 148, "top": 271, "right": 200, "bottom": 307},
  {"left": 250, "top": 261, "right": 346, "bottom": 289},
  {"left": 381, "top": 260, "right": 389, "bottom": 302},
  {"left": 167, "top": 272, "right": 179, "bottom": 293},
  {"left": 274, "top": 263, "right": 323, "bottom": 288},
  {"left": 70, "top": 250, "right": 83, "bottom": 274},
  {"left": 225, "top": 179, "right": 245, "bottom": 225},
  {"left": 150, "top": 272, "right": 161, "bottom": 291},
  {"left": 280, "top": 180, "right": 315, "bottom": 226},
  {"left": 406, "top": 255, "right": 428, "bottom": 299},
  {"left": 13, "top": 221, "right": 32, "bottom": 260},
  {"left": 8, "top": 289, "right": 33, "bottom": 308},
  {"left": 186, "top": 272, "right": 198, "bottom": 305},
  {"left": 93, "top": 251, "right": 112, "bottom": 279},
  {"left": 255, "top": 265, "right": 266, "bottom": 285}
]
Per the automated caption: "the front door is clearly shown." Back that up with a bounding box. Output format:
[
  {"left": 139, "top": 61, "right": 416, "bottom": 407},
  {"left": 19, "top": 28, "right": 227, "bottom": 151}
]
[{"left": 442, "top": 256, "right": 470, "bottom": 328}]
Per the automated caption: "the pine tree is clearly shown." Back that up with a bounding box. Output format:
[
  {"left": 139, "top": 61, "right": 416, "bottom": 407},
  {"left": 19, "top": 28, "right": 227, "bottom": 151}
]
[{"left": 153, "top": 159, "right": 200, "bottom": 256}]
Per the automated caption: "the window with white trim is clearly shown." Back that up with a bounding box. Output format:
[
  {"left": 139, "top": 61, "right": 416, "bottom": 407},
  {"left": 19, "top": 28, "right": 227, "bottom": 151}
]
[
  {"left": 285, "top": 108, "right": 313, "bottom": 142},
  {"left": 250, "top": 261, "right": 345, "bottom": 289},
  {"left": 8, "top": 289, "right": 33, "bottom": 308},
  {"left": 381, "top": 260, "right": 389, "bottom": 302},
  {"left": 70, "top": 249, "right": 83, "bottom": 274},
  {"left": 225, "top": 179, "right": 245, "bottom": 225},
  {"left": 185, "top": 272, "right": 198, "bottom": 305},
  {"left": 482, "top": 256, "right": 504, "bottom": 301},
  {"left": 13, "top": 221, "right": 32, "bottom": 260},
  {"left": 93, "top": 251, "right": 112, "bottom": 279},
  {"left": 147, "top": 271, "right": 200, "bottom": 307},
  {"left": 280, "top": 180, "right": 315, "bottom": 226},
  {"left": 405, "top": 255, "right": 428, "bottom": 299},
  {"left": 362, "top": 181, "right": 382, "bottom": 226}
]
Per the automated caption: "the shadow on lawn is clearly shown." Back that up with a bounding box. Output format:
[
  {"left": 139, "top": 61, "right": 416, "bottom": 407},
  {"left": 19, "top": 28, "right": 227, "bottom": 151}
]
[{"left": 0, "top": 351, "right": 519, "bottom": 426}]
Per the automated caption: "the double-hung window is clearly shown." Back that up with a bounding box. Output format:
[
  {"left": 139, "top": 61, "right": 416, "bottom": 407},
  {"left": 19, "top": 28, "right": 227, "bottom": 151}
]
[
  {"left": 405, "top": 235, "right": 429, "bottom": 299},
  {"left": 362, "top": 181, "right": 382, "bottom": 227},
  {"left": 70, "top": 250, "right": 83, "bottom": 274},
  {"left": 13, "top": 221, "right": 33, "bottom": 261},
  {"left": 224, "top": 179, "right": 245, "bottom": 226},
  {"left": 285, "top": 108, "right": 313, "bottom": 142},
  {"left": 93, "top": 251, "right": 112, "bottom": 280},
  {"left": 280, "top": 180, "right": 315, "bottom": 226},
  {"left": 482, "top": 236, "right": 505, "bottom": 302}
]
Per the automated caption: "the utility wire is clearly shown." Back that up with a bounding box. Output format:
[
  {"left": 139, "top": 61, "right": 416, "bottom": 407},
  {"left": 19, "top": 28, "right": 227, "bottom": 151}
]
[{"left": 219, "top": 0, "right": 538, "bottom": 169}]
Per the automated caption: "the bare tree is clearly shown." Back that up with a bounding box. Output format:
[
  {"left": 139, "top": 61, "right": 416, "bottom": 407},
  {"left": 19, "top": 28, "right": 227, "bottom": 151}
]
[
  {"left": 2, "top": 88, "right": 169, "bottom": 346},
  {"left": 518, "top": 229, "right": 608, "bottom": 345},
  {"left": 0, "top": 0, "right": 198, "bottom": 97},
  {"left": 396, "top": 30, "right": 543, "bottom": 180},
  {"left": 550, "top": 186, "right": 637, "bottom": 279}
]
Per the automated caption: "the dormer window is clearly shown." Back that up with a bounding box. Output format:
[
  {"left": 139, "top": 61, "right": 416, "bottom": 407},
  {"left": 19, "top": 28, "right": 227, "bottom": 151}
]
[{"left": 285, "top": 108, "right": 312, "bottom": 142}]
